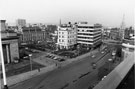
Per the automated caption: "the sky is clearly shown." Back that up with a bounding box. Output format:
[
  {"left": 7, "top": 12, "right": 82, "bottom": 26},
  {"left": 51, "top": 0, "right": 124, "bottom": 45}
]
[{"left": 0, "top": 0, "right": 134, "bottom": 27}]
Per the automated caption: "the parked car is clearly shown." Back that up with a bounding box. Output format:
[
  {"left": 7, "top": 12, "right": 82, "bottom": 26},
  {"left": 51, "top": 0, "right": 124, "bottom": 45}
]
[
  {"left": 50, "top": 55, "right": 55, "bottom": 59},
  {"left": 55, "top": 58, "right": 60, "bottom": 60},
  {"left": 101, "top": 51, "right": 104, "bottom": 54},
  {"left": 46, "top": 55, "right": 51, "bottom": 58},
  {"left": 92, "top": 55, "right": 96, "bottom": 58},
  {"left": 52, "top": 57, "right": 58, "bottom": 60},
  {"left": 59, "top": 58, "right": 65, "bottom": 62}
]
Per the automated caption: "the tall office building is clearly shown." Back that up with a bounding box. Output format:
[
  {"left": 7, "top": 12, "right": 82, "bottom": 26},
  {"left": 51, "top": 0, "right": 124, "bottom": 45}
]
[
  {"left": 77, "top": 22, "right": 102, "bottom": 47},
  {"left": 16, "top": 19, "right": 26, "bottom": 27}
]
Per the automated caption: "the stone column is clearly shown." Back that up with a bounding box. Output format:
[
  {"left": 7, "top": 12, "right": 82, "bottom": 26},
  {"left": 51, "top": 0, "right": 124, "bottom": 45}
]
[{"left": 6, "top": 44, "right": 10, "bottom": 63}]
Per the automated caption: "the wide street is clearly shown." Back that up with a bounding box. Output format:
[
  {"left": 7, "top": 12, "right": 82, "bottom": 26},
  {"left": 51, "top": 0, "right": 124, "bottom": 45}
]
[{"left": 9, "top": 47, "right": 113, "bottom": 89}]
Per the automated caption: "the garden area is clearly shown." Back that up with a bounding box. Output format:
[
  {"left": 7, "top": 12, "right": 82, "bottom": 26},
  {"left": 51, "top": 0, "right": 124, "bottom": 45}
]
[
  {"left": 52, "top": 47, "right": 91, "bottom": 59},
  {"left": 0, "top": 60, "right": 44, "bottom": 77},
  {"left": 22, "top": 41, "right": 56, "bottom": 52},
  {"left": 58, "top": 51, "right": 77, "bottom": 58}
]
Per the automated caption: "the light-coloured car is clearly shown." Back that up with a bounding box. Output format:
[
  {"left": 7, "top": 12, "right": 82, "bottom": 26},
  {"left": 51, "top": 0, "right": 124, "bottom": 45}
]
[
  {"left": 53, "top": 57, "right": 58, "bottom": 60},
  {"left": 101, "top": 51, "right": 104, "bottom": 53},
  {"left": 112, "top": 51, "right": 116, "bottom": 56},
  {"left": 92, "top": 55, "right": 95, "bottom": 58},
  {"left": 101, "top": 76, "right": 107, "bottom": 80}
]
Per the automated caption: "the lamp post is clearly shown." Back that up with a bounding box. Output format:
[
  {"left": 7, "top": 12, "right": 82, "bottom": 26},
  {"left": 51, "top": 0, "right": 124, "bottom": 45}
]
[
  {"left": 29, "top": 54, "right": 32, "bottom": 71},
  {"left": 0, "top": 37, "right": 8, "bottom": 89},
  {"left": 108, "top": 59, "right": 112, "bottom": 71}
]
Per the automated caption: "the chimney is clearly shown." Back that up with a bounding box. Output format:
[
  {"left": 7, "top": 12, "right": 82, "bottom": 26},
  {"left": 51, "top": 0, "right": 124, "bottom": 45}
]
[
  {"left": 68, "top": 22, "right": 71, "bottom": 24},
  {"left": 0, "top": 20, "right": 6, "bottom": 31}
]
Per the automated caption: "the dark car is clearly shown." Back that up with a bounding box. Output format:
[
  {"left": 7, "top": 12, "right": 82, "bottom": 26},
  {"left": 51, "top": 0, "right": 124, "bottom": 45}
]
[
  {"left": 59, "top": 58, "right": 65, "bottom": 62},
  {"left": 91, "top": 62, "right": 97, "bottom": 69}
]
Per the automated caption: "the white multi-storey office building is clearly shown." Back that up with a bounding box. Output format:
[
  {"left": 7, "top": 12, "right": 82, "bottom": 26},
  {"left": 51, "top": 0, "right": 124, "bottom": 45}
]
[
  {"left": 77, "top": 22, "right": 102, "bottom": 47},
  {"left": 57, "top": 23, "right": 77, "bottom": 49}
]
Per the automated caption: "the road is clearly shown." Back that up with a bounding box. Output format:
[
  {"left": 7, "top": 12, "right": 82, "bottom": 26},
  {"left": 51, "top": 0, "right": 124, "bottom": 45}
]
[{"left": 9, "top": 48, "right": 113, "bottom": 89}]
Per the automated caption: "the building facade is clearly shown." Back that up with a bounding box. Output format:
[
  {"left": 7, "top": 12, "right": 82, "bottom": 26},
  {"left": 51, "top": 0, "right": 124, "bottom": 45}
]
[
  {"left": 0, "top": 20, "right": 19, "bottom": 64},
  {"left": 19, "top": 27, "right": 46, "bottom": 44},
  {"left": 77, "top": 22, "right": 102, "bottom": 47},
  {"left": 124, "top": 27, "right": 134, "bottom": 40},
  {"left": 16, "top": 19, "right": 26, "bottom": 27},
  {"left": 57, "top": 23, "right": 77, "bottom": 49},
  {"left": 110, "top": 28, "right": 120, "bottom": 40}
]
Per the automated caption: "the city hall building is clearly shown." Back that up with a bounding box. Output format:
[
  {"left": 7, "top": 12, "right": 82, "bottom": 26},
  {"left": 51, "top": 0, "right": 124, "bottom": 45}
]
[
  {"left": 77, "top": 22, "right": 102, "bottom": 48},
  {"left": 19, "top": 27, "right": 46, "bottom": 44}
]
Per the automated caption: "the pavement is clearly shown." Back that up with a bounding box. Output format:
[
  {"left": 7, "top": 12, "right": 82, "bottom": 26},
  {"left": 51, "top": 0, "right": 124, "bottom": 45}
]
[{"left": 32, "top": 54, "right": 55, "bottom": 66}]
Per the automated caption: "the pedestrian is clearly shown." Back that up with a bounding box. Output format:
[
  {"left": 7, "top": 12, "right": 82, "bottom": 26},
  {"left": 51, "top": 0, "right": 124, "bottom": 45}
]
[
  {"left": 56, "top": 63, "right": 57, "bottom": 67},
  {"left": 38, "top": 68, "right": 40, "bottom": 72},
  {"left": 40, "top": 57, "right": 42, "bottom": 60}
]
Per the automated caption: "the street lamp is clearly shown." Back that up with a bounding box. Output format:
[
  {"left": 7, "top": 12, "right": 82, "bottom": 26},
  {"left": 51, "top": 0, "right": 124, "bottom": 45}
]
[
  {"left": 29, "top": 54, "right": 32, "bottom": 71},
  {"left": 0, "top": 37, "right": 8, "bottom": 89},
  {"left": 108, "top": 59, "right": 112, "bottom": 71}
]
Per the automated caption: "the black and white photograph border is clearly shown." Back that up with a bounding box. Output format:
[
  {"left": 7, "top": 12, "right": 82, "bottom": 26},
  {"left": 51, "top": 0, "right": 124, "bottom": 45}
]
[{"left": 0, "top": 0, "right": 134, "bottom": 89}]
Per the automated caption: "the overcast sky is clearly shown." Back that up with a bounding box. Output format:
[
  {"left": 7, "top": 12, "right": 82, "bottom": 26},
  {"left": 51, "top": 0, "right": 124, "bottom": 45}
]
[{"left": 0, "top": 0, "right": 134, "bottom": 27}]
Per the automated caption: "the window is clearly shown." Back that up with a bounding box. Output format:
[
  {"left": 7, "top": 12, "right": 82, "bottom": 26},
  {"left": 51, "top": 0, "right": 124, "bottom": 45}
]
[
  {"left": 59, "top": 36, "right": 61, "bottom": 38},
  {"left": 78, "top": 26, "right": 94, "bottom": 28},
  {"left": 62, "top": 32, "right": 64, "bottom": 34},
  {"left": 62, "top": 40, "right": 64, "bottom": 42},
  {"left": 59, "top": 39, "right": 61, "bottom": 42},
  {"left": 62, "top": 36, "right": 64, "bottom": 38}
]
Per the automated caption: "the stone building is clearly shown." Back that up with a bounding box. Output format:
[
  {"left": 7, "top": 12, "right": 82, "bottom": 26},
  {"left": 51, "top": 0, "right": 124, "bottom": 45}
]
[
  {"left": 56, "top": 23, "right": 77, "bottom": 49},
  {"left": 110, "top": 28, "right": 120, "bottom": 40},
  {"left": 0, "top": 20, "right": 19, "bottom": 64},
  {"left": 19, "top": 27, "right": 46, "bottom": 44}
]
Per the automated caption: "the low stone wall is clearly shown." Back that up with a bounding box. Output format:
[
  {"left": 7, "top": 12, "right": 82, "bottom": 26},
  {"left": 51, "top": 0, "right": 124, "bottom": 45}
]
[{"left": 93, "top": 52, "right": 134, "bottom": 89}]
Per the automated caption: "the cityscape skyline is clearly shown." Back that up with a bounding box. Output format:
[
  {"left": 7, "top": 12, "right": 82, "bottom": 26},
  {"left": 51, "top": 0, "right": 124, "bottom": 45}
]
[{"left": 0, "top": 0, "right": 134, "bottom": 27}]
